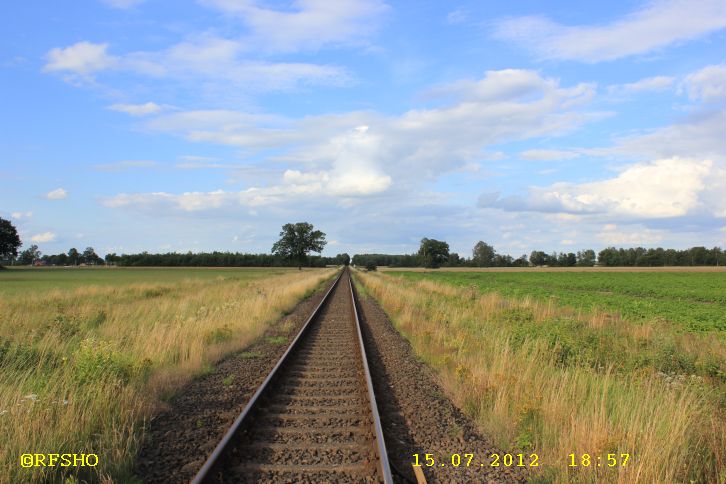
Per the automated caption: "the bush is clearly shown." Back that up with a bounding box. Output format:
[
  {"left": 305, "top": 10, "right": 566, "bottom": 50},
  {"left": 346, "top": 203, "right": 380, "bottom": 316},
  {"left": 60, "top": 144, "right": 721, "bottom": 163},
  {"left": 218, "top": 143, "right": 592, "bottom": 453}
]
[{"left": 365, "top": 262, "right": 377, "bottom": 271}]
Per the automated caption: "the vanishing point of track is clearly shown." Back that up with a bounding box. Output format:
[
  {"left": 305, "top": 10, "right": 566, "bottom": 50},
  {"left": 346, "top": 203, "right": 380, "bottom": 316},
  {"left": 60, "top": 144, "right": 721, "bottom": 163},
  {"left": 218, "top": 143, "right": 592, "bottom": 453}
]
[{"left": 192, "top": 268, "right": 393, "bottom": 483}]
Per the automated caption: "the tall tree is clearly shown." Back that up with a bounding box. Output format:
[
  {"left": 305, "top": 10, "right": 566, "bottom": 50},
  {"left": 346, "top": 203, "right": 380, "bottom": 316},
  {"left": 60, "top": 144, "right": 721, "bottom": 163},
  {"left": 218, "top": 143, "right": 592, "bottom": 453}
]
[
  {"left": 472, "top": 241, "right": 496, "bottom": 267},
  {"left": 529, "top": 250, "right": 548, "bottom": 267},
  {"left": 271, "top": 222, "right": 327, "bottom": 269},
  {"left": 336, "top": 253, "right": 351, "bottom": 266},
  {"left": 18, "top": 244, "right": 41, "bottom": 265},
  {"left": 82, "top": 247, "right": 101, "bottom": 265},
  {"left": 68, "top": 248, "right": 80, "bottom": 265},
  {"left": 576, "top": 249, "right": 596, "bottom": 267},
  {"left": 418, "top": 238, "right": 449, "bottom": 268},
  {"left": 0, "top": 217, "right": 22, "bottom": 267}
]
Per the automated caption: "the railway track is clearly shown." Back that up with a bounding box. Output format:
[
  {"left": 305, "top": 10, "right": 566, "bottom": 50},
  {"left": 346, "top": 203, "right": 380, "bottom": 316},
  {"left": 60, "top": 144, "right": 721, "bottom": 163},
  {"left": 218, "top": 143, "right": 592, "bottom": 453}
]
[{"left": 192, "top": 269, "right": 393, "bottom": 483}]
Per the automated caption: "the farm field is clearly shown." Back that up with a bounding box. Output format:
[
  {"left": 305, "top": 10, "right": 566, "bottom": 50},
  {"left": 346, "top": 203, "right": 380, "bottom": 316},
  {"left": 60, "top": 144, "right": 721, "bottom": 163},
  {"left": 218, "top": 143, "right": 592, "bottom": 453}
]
[
  {"left": 356, "top": 269, "right": 725, "bottom": 483},
  {"left": 0, "top": 267, "right": 336, "bottom": 482},
  {"left": 389, "top": 269, "right": 726, "bottom": 332}
]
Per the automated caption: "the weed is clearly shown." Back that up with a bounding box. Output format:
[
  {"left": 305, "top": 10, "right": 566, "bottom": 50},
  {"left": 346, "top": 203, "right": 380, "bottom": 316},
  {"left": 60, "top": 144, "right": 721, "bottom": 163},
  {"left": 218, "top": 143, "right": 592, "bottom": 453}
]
[
  {"left": 238, "top": 351, "right": 261, "bottom": 359},
  {"left": 265, "top": 336, "right": 287, "bottom": 345}
]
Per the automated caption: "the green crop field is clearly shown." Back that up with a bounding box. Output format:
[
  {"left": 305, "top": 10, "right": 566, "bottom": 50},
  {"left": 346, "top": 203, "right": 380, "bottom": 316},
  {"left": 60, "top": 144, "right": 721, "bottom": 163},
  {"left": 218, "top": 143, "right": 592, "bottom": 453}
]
[
  {"left": 388, "top": 270, "right": 726, "bottom": 332},
  {"left": 357, "top": 268, "right": 726, "bottom": 483}
]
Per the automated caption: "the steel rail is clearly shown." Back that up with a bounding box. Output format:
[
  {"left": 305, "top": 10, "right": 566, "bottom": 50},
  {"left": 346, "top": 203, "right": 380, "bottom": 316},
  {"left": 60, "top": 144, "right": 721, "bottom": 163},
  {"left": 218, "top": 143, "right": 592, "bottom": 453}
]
[
  {"left": 191, "top": 269, "right": 343, "bottom": 484},
  {"left": 191, "top": 268, "right": 393, "bottom": 483},
  {"left": 349, "top": 274, "right": 394, "bottom": 484}
]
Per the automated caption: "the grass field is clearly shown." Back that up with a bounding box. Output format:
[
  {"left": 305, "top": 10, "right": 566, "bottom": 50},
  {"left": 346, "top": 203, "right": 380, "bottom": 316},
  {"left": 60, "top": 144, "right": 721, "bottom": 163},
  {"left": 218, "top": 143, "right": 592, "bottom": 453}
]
[
  {"left": 0, "top": 266, "right": 336, "bottom": 482},
  {"left": 356, "top": 268, "right": 725, "bottom": 483}
]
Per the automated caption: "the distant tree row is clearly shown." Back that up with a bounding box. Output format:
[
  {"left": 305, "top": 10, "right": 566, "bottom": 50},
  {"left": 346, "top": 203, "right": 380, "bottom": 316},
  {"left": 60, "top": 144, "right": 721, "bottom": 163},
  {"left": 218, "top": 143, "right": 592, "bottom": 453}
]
[
  {"left": 103, "top": 251, "right": 350, "bottom": 268},
  {"left": 353, "top": 239, "right": 725, "bottom": 269}
]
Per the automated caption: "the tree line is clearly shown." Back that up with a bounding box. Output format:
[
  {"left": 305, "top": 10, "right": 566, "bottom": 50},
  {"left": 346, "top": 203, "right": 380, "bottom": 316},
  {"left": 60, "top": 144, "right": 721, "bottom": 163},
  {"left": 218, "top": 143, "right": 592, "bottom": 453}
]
[
  {"left": 2, "top": 216, "right": 722, "bottom": 269},
  {"left": 353, "top": 239, "right": 725, "bottom": 269}
]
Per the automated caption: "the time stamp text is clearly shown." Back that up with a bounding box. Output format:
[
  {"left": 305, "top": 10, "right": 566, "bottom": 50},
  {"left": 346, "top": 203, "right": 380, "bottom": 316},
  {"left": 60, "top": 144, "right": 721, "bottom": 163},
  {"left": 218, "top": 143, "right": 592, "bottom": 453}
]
[{"left": 413, "top": 452, "right": 631, "bottom": 469}]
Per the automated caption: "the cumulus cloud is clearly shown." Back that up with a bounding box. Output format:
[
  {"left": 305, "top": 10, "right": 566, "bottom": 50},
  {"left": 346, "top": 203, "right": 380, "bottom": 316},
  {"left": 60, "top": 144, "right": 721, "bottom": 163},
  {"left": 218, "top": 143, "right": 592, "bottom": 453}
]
[
  {"left": 44, "top": 42, "right": 118, "bottom": 76},
  {"left": 683, "top": 64, "right": 726, "bottom": 101},
  {"left": 146, "top": 70, "right": 599, "bottom": 185},
  {"left": 45, "top": 35, "right": 350, "bottom": 92},
  {"left": 10, "top": 211, "right": 32, "bottom": 220},
  {"left": 102, "top": 0, "right": 147, "bottom": 8},
  {"left": 30, "top": 232, "right": 57, "bottom": 243},
  {"left": 598, "top": 224, "right": 664, "bottom": 245},
  {"left": 608, "top": 75, "right": 675, "bottom": 95},
  {"left": 481, "top": 157, "right": 724, "bottom": 219},
  {"left": 108, "top": 102, "right": 164, "bottom": 116},
  {"left": 45, "top": 188, "right": 68, "bottom": 200},
  {"left": 200, "top": 0, "right": 388, "bottom": 52},
  {"left": 93, "top": 160, "right": 157, "bottom": 172},
  {"left": 611, "top": 110, "right": 726, "bottom": 162},
  {"left": 519, "top": 149, "right": 581, "bottom": 161},
  {"left": 493, "top": 0, "right": 726, "bottom": 62}
]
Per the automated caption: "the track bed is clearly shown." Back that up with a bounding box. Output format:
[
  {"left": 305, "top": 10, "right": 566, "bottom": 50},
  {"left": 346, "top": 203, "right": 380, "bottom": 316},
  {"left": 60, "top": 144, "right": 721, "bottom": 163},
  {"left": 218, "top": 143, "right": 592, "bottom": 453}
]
[{"left": 195, "top": 271, "right": 389, "bottom": 483}]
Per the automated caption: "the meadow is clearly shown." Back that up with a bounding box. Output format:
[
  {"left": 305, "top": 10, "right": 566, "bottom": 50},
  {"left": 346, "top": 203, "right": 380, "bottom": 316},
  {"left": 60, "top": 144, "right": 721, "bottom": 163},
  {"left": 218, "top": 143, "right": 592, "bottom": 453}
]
[
  {"left": 356, "top": 268, "right": 725, "bottom": 483},
  {"left": 0, "top": 266, "right": 336, "bottom": 482}
]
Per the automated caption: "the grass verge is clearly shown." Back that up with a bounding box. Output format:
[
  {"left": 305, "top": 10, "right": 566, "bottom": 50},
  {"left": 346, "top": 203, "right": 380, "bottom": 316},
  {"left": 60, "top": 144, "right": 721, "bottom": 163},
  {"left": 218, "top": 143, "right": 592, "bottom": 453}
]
[
  {"left": 0, "top": 267, "right": 336, "bottom": 482},
  {"left": 355, "top": 269, "right": 724, "bottom": 483}
]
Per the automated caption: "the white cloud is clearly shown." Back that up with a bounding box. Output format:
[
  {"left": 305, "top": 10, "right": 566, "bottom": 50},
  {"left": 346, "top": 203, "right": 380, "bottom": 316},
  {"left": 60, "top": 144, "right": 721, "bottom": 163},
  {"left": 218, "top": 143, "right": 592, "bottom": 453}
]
[
  {"left": 683, "top": 64, "right": 726, "bottom": 101},
  {"left": 493, "top": 0, "right": 726, "bottom": 62},
  {"left": 598, "top": 224, "right": 664, "bottom": 245},
  {"left": 200, "top": 0, "right": 388, "bottom": 52},
  {"left": 102, "top": 0, "right": 147, "bottom": 7},
  {"left": 147, "top": 70, "right": 599, "bottom": 184},
  {"left": 611, "top": 110, "right": 726, "bottom": 162},
  {"left": 45, "top": 36, "right": 350, "bottom": 92},
  {"left": 482, "top": 157, "right": 724, "bottom": 219},
  {"left": 30, "top": 232, "right": 57, "bottom": 243},
  {"left": 108, "top": 102, "right": 164, "bottom": 116},
  {"left": 45, "top": 188, "right": 68, "bottom": 200},
  {"left": 608, "top": 75, "right": 675, "bottom": 95},
  {"left": 44, "top": 42, "right": 118, "bottom": 75},
  {"left": 447, "top": 8, "right": 468, "bottom": 25},
  {"left": 520, "top": 149, "right": 581, "bottom": 161},
  {"left": 10, "top": 211, "right": 32, "bottom": 220},
  {"left": 94, "top": 160, "right": 157, "bottom": 172}
]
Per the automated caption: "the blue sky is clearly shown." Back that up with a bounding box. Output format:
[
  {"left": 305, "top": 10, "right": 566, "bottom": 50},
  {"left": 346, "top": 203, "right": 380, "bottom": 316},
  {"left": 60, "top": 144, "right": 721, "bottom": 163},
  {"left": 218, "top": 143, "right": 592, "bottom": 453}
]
[{"left": 1, "top": 0, "right": 725, "bottom": 258}]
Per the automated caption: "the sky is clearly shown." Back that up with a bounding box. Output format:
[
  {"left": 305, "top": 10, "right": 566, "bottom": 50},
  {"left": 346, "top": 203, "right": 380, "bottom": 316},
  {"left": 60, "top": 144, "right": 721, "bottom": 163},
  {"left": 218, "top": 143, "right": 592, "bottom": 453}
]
[{"left": 1, "top": 0, "right": 725, "bottom": 258}]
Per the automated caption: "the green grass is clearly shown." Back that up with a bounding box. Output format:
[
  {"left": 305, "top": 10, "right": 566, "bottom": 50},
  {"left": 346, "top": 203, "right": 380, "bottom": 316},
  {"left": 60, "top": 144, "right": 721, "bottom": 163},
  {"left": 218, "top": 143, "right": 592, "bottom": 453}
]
[
  {"left": 0, "top": 266, "right": 296, "bottom": 296},
  {"left": 390, "top": 270, "right": 726, "bottom": 332}
]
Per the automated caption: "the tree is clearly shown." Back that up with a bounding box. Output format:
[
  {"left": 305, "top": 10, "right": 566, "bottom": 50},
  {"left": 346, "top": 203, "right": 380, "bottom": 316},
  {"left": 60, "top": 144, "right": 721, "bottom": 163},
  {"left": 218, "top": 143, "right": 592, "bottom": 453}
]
[
  {"left": 68, "top": 248, "right": 80, "bottom": 266},
  {"left": 18, "top": 244, "right": 41, "bottom": 265},
  {"left": 271, "top": 222, "right": 327, "bottom": 269},
  {"left": 472, "top": 241, "right": 496, "bottom": 267},
  {"left": 598, "top": 247, "right": 620, "bottom": 267},
  {"left": 418, "top": 238, "right": 449, "bottom": 268},
  {"left": 576, "top": 249, "right": 596, "bottom": 267},
  {"left": 82, "top": 247, "right": 101, "bottom": 265},
  {"left": 336, "top": 253, "right": 351, "bottom": 266},
  {"left": 0, "top": 217, "right": 21, "bottom": 267},
  {"left": 529, "top": 250, "right": 548, "bottom": 266}
]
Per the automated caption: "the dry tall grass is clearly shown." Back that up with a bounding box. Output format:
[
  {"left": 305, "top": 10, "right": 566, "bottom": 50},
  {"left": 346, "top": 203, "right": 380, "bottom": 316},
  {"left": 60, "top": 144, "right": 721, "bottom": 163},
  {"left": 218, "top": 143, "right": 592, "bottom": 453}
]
[
  {"left": 0, "top": 268, "right": 336, "bottom": 482},
  {"left": 356, "top": 270, "right": 724, "bottom": 483}
]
